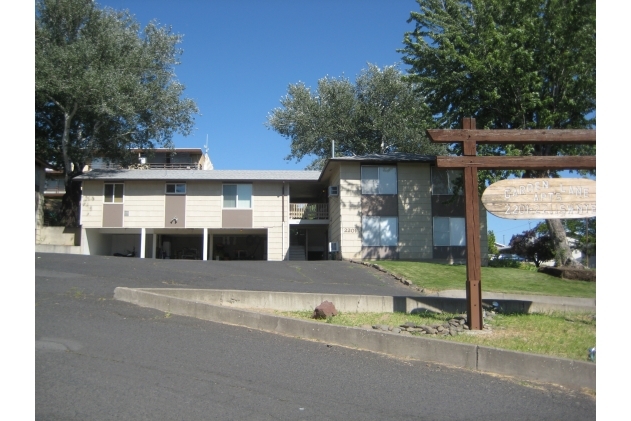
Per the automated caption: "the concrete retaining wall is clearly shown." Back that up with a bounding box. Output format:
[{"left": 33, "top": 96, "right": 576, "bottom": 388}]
[
  {"left": 36, "top": 227, "right": 81, "bottom": 246},
  {"left": 113, "top": 287, "right": 596, "bottom": 391},
  {"left": 129, "top": 288, "right": 595, "bottom": 315},
  {"left": 35, "top": 244, "right": 82, "bottom": 254}
]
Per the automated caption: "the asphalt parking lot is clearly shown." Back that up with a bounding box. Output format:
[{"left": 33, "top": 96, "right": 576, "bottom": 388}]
[{"left": 35, "top": 253, "right": 596, "bottom": 421}]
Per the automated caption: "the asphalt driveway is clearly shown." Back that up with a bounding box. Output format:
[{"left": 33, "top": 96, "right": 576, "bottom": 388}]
[{"left": 35, "top": 252, "right": 417, "bottom": 296}]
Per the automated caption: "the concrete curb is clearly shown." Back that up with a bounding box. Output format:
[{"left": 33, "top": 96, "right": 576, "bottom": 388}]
[{"left": 113, "top": 287, "right": 595, "bottom": 392}]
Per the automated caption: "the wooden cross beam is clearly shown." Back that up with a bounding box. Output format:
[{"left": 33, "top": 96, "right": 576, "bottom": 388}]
[{"left": 426, "top": 119, "right": 596, "bottom": 330}]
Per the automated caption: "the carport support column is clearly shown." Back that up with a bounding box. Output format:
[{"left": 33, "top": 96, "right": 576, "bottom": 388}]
[
  {"left": 203, "top": 228, "right": 208, "bottom": 261},
  {"left": 152, "top": 233, "right": 157, "bottom": 259},
  {"left": 140, "top": 228, "right": 146, "bottom": 258}
]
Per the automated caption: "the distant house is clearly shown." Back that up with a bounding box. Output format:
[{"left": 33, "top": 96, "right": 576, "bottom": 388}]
[{"left": 74, "top": 153, "right": 488, "bottom": 264}]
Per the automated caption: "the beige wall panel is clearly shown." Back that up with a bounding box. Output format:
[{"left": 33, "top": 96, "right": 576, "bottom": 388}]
[
  {"left": 123, "top": 181, "right": 165, "bottom": 228},
  {"left": 252, "top": 182, "right": 286, "bottom": 261},
  {"left": 398, "top": 163, "right": 433, "bottom": 260},
  {"left": 165, "top": 195, "right": 186, "bottom": 227},
  {"left": 186, "top": 182, "right": 222, "bottom": 227},
  {"left": 328, "top": 167, "right": 342, "bottom": 257},
  {"left": 80, "top": 181, "right": 104, "bottom": 228},
  {"left": 339, "top": 163, "right": 362, "bottom": 260},
  {"left": 103, "top": 204, "right": 124, "bottom": 227},
  {"left": 222, "top": 209, "right": 253, "bottom": 228}
]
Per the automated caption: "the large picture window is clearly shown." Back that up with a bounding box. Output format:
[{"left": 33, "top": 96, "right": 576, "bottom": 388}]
[
  {"left": 361, "top": 166, "right": 397, "bottom": 194},
  {"left": 223, "top": 184, "right": 252, "bottom": 208},
  {"left": 431, "top": 168, "right": 463, "bottom": 195},
  {"left": 362, "top": 216, "right": 398, "bottom": 246},
  {"left": 104, "top": 183, "right": 124, "bottom": 203},
  {"left": 433, "top": 217, "right": 466, "bottom": 246}
]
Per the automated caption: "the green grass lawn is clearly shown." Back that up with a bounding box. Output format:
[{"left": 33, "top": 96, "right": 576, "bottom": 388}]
[
  {"left": 278, "top": 309, "right": 596, "bottom": 361},
  {"left": 375, "top": 261, "right": 596, "bottom": 298}
]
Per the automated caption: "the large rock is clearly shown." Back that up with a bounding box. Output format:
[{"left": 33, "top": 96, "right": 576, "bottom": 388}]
[{"left": 312, "top": 301, "right": 338, "bottom": 319}]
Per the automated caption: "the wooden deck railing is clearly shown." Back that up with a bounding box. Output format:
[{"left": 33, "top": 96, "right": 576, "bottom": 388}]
[
  {"left": 89, "top": 162, "right": 202, "bottom": 170},
  {"left": 289, "top": 203, "right": 328, "bottom": 220}
]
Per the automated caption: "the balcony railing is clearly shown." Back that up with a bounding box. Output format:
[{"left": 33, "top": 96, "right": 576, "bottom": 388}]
[
  {"left": 290, "top": 203, "right": 328, "bottom": 220},
  {"left": 89, "top": 162, "right": 202, "bottom": 170}
]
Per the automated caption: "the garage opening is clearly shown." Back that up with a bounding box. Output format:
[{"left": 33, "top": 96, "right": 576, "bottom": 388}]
[
  {"left": 159, "top": 234, "right": 203, "bottom": 260},
  {"left": 212, "top": 234, "right": 266, "bottom": 260}
]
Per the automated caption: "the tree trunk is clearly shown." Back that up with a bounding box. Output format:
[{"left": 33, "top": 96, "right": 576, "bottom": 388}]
[
  {"left": 546, "top": 218, "right": 583, "bottom": 268},
  {"left": 61, "top": 178, "right": 82, "bottom": 227}
]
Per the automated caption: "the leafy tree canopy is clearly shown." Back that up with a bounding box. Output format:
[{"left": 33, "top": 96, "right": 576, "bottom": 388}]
[
  {"left": 36, "top": 0, "right": 198, "bottom": 225},
  {"left": 266, "top": 63, "right": 448, "bottom": 169},
  {"left": 400, "top": 0, "right": 595, "bottom": 266},
  {"left": 509, "top": 223, "right": 556, "bottom": 267}
]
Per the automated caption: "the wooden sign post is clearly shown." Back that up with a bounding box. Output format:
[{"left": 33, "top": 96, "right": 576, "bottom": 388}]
[{"left": 426, "top": 118, "right": 596, "bottom": 330}]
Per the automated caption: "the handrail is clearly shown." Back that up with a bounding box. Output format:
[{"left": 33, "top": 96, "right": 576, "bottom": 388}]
[{"left": 289, "top": 203, "right": 328, "bottom": 220}]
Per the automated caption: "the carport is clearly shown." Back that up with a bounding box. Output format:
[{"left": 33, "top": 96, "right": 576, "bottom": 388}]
[{"left": 82, "top": 227, "right": 268, "bottom": 260}]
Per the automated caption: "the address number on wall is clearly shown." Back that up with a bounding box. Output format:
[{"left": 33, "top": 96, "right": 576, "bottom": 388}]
[{"left": 343, "top": 228, "right": 358, "bottom": 233}]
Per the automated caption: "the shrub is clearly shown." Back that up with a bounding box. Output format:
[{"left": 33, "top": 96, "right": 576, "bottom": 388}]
[{"left": 488, "top": 258, "right": 521, "bottom": 268}]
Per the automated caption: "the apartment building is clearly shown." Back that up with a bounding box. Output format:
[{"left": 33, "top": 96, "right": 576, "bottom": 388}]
[{"left": 75, "top": 152, "right": 488, "bottom": 264}]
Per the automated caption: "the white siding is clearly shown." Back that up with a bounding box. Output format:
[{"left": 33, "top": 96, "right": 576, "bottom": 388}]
[
  {"left": 339, "top": 163, "right": 362, "bottom": 260},
  {"left": 80, "top": 180, "right": 104, "bottom": 228},
  {"left": 123, "top": 181, "right": 165, "bottom": 228},
  {"left": 328, "top": 166, "right": 341, "bottom": 252},
  {"left": 186, "top": 181, "right": 222, "bottom": 227},
  {"left": 252, "top": 182, "right": 286, "bottom": 261}
]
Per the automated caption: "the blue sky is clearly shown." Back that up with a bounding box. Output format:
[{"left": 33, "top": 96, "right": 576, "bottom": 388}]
[
  {"left": 92, "top": 0, "right": 575, "bottom": 243},
  {"left": 27, "top": 0, "right": 598, "bottom": 245}
]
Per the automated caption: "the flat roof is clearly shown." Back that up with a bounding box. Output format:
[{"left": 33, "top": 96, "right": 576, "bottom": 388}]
[
  {"left": 318, "top": 153, "right": 436, "bottom": 181},
  {"left": 75, "top": 169, "right": 322, "bottom": 182},
  {"left": 74, "top": 153, "right": 437, "bottom": 183}
]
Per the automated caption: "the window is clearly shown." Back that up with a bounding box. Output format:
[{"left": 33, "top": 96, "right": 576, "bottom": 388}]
[
  {"left": 361, "top": 166, "right": 397, "bottom": 194},
  {"left": 223, "top": 184, "right": 252, "bottom": 208},
  {"left": 431, "top": 168, "right": 463, "bottom": 195},
  {"left": 104, "top": 183, "right": 124, "bottom": 203},
  {"left": 433, "top": 217, "right": 466, "bottom": 246},
  {"left": 362, "top": 216, "right": 398, "bottom": 246},
  {"left": 166, "top": 183, "right": 186, "bottom": 194}
]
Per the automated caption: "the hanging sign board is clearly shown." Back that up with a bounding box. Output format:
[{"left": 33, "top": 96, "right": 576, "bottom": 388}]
[{"left": 481, "top": 178, "right": 596, "bottom": 220}]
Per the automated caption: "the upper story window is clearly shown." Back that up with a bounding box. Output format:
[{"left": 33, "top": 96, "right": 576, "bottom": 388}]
[
  {"left": 223, "top": 184, "right": 252, "bottom": 208},
  {"left": 361, "top": 165, "right": 397, "bottom": 194},
  {"left": 166, "top": 183, "right": 186, "bottom": 194},
  {"left": 104, "top": 183, "right": 124, "bottom": 203},
  {"left": 432, "top": 168, "right": 463, "bottom": 195}
]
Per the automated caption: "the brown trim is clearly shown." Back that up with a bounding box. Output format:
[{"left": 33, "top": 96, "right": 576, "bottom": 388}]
[
  {"left": 361, "top": 195, "right": 398, "bottom": 216},
  {"left": 361, "top": 246, "right": 399, "bottom": 260},
  {"left": 222, "top": 209, "right": 253, "bottom": 228},
  {"left": 165, "top": 195, "right": 186, "bottom": 227},
  {"left": 431, "top": 195, "right": 465, "bottom": 217},
  {"left": 433, "top": 246, "right": 466, "bottom": 260},
  {"left": 102, "top": 203, "right": 124, "bottom": 227}
]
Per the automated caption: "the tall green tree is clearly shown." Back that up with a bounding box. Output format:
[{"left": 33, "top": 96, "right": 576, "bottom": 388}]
[
  {"left": 400, "top": 0, "right": 595, "bottom": 267},
  {"left": 487, "top": 230, "right": 498, "bottom": 255},
  {"left": 564, "top": 217, "right": 596, "bottom": 267},
  {"left": 36, "top": 0, "right": 198, "bottom": 226},
  {"left": 266, "top": 64, "right": 447, "bottom": 169}
]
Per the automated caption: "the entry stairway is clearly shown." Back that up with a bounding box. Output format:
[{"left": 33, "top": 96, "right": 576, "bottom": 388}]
[{"left": 288, "top": 245, "right": 306, "bottom": 261}]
